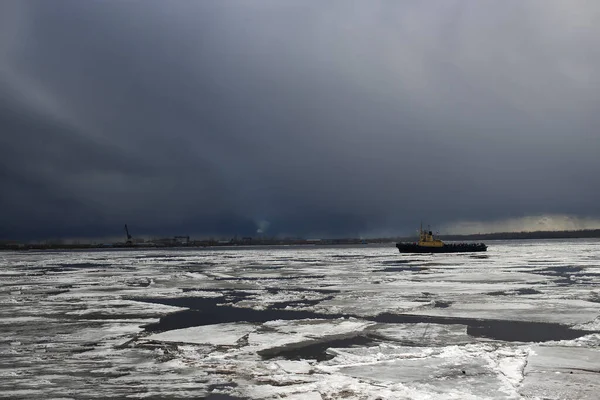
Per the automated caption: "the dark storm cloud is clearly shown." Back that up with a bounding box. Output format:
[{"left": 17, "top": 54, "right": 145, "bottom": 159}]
[{"left": 1, "top": 0, "right": 600, "bottom": 240}]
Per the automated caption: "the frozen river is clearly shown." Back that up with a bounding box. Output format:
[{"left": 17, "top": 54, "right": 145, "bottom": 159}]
[{"left": 1, "top": 240, "right": 600, "bottom": 399}]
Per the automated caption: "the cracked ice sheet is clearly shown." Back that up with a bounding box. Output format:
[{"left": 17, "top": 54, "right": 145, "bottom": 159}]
[
  {"left": 407, "top": 298, "right": 600, "bottom": 325},
  {"left": 308, "top": 280, "right": 558, "bottom": 317},
  {"left": 145, "top": 323, "right": 257, "bottom": 346},
  {"left": 140, "top": 320, "right": 534, "bottom": 400},
  {"left": 311, "top": 292, "right": 431, "bottom": 316},
  {"left": 519, "top": 344, "right": 600, "bottom": 400},
  {"left": 241, "top": 342, "right": 531, "bottom": 400},
  {"left": 228, "top": 290, "right": 333, "bottom": 310},
  {"left": 63, "top": 299, "right": 188, "bottom": 318},
  {"left": 320, "top": 343, "right": 530, "bottom": 399},
  {"left": 246, "top": 319, "right": 374, "bottom": 351},
  {"left": 2, "top": 241, "right": 600, "bottom": 399},
  {"left": 144, "top": 319, "right": 374, "bottom": 351},
  {"left": 375, "top": 323, "right": 474, "bottom": 346}
]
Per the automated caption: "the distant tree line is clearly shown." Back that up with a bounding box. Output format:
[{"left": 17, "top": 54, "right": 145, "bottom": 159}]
[{"left": 439, "top": 229, "right": 600, "bottom": 241}]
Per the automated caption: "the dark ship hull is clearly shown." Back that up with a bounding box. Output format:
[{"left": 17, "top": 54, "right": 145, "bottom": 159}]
[{"left": 396, "top": 242, "right": 487, "bottom": 253}]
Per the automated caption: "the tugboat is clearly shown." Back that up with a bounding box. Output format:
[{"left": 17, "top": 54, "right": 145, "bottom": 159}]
[{"left": 396, "top": 225, "right": 487, "bottom": 253}]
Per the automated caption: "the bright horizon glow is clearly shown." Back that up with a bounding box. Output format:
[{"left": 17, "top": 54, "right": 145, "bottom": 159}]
[{"left": 443, "top": 214, "right": 600, "bottom": 235}]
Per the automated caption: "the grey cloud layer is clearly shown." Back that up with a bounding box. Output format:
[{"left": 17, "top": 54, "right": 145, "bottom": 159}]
[{"left": 1, "top": 1, "right": 599, "bottom": 239}]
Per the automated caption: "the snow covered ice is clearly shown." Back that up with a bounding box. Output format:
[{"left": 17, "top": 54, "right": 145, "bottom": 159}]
[{"left": 1, "top": 239, "right": 600, "bottom": 399}]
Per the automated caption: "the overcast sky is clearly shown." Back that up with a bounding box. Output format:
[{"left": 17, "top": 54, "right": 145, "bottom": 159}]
[{"left": 1, "top": 1, "right": 599, "bottom": 240}]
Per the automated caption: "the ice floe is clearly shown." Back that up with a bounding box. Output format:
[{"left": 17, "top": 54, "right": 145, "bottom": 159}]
[{"left": 2, "top": 241, "right": 600, "bottom": 398}]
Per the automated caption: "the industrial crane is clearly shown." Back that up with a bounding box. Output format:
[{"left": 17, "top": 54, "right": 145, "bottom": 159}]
[{"left": 124, "top": 224, "right": 133, "bottom": 245}]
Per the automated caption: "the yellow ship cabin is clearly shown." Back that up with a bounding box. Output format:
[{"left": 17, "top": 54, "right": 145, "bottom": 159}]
[{"left": 418, "top": 225, "right": 444, "bottom": 247}]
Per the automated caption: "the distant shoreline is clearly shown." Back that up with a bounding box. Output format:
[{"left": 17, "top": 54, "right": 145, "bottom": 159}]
[
  {"left": 1, "top": 229, "right": 599, "bottom": 251},
  {"left": 438, "top": 228, "right": 600, "bottom": 241}
]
